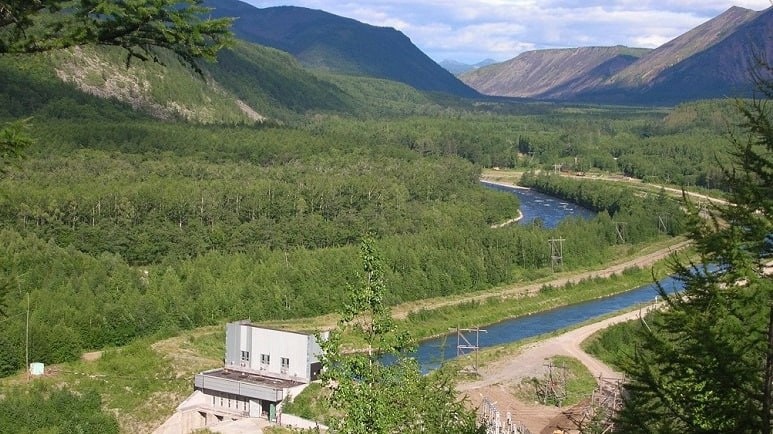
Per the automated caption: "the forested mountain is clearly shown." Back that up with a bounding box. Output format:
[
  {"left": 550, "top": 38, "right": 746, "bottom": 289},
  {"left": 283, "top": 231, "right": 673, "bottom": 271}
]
[
  {"left": 0, "top": 40, "right": 450, "bottom": 124},
  {"left": 202, "top": 0, "right": 480, "bottom": 98},
  {"left": 462, "top": 6, "right": 773, "bottom": 104}
]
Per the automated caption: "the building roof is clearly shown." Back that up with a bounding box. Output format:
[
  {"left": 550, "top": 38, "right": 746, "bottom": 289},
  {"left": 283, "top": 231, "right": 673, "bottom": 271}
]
[
  {"left": 201, "top": 368, "right": 304, "bottom": 389},
  {"left": 234, "top": 320, "right": 322, "bottom": 338}
]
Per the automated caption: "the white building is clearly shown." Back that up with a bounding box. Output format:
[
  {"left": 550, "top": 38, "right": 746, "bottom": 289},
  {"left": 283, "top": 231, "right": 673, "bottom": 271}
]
[
  {"left": 222, "top": 320, "right": 325, "bottom": 382},
  {"left": 154, "top": 321, "right": 327, "bottom": 434}
]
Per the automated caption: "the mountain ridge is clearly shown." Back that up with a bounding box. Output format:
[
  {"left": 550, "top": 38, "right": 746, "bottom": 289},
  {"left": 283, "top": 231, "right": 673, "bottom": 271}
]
[
  {"left": 461, "top": 46, "right": 650, "bottom": 98},
  {"left": 461, "top": 6, "right": 773, "bottom": 104},
  {"left": 203, "top": 0, "right": 480, "bottom": 98},
  {"left": 609, "top": 5, "right": 763, "bottom": 87}
]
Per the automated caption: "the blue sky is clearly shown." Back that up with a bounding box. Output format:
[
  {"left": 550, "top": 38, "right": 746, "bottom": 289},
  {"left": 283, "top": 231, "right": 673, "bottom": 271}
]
[{"left": 241, "top": 1, "right": 771, "bottom": 63}]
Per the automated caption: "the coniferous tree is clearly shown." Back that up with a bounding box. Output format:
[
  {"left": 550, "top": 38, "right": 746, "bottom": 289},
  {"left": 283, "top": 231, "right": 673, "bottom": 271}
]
[
  {"left": 617, "top": 80, "right": 773, "bottom": 432},
  {"left": 0, "top": 0, "right": 233, "bottom": 72}
]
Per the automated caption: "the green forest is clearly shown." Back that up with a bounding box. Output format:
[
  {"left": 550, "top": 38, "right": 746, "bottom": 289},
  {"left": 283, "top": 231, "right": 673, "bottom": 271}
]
[
  {"left": 0, "top": 13, "right": 758, "bottom": 432},
  {"left": 0, "top": 105, "right": 690, "bottom": 376},
  {"left": 0, "top": 41, "right": 734, "bottom": 378}
]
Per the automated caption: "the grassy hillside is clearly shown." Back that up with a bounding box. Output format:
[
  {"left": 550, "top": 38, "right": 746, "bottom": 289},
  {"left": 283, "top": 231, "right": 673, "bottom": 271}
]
[
  {"left": 0, "top": 41, "right": 460, "bottom": 125},
  {"left": 205, "top": 41, "right": 356, "bottom": 119},
  {"left": 55, "top": 46, "right": 261, "bottom": 124}
]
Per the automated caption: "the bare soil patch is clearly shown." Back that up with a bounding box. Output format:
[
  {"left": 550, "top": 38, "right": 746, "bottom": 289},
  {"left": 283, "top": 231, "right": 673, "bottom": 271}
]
[{"left": 458, "top": 308, "right": 644, "bottom": 432}]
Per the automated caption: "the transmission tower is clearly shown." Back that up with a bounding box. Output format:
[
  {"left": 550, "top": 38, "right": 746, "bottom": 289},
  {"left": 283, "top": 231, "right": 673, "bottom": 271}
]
[
  {"left": 537, "top": 361, "right": 568, "bottom": 406},
  {"left": 658, "top": 214, "right": 669, "bottom": 234},
  {"left": 614, "top": 222, "right": 628, "bottom": 243},
  {"left": 548, "top": 237, "right": 565, "bottom": 272},
  {"left": 456, "top": 326, "right": 487, "bottom": 372}
]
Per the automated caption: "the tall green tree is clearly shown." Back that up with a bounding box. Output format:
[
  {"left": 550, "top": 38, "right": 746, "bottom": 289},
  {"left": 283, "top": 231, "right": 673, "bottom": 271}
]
[
  {"left": 319, "top": 236, "right": 483, "bottom": 434},
  {"left": 0, "top": 0, "right": 233, "bottom": 72},
  {"left": 0, "top": 120, "right": 31, "bottom": 318},
  {"left": 0, "top": 119, "right": 30, "bottom": 176},
  {"left": 616, "top": 88, "right": 773, "bottom": 430}
]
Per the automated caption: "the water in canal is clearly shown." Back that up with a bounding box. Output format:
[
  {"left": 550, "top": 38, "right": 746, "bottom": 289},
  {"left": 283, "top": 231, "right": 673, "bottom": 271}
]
[{"left": 414, "top": 276, "right": 681, "bottom": 373}]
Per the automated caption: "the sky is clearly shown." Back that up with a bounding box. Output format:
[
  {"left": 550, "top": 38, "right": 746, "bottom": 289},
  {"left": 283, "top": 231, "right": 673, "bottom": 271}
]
[{"left": 242, "top": 0, "right": 771, "bottom": 63}]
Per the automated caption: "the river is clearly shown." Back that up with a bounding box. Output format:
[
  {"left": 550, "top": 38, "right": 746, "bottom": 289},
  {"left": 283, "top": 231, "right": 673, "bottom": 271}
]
[
  {"left": 482, "top": 180, "right": 595, "bottom": 228},
  {"left": 404, "top": 181, "right": 664, "bottom": 372}
]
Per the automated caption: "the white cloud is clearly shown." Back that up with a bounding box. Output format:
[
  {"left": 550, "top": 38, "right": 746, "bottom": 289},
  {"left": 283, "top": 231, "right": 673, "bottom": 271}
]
[{"left": 244, "top": 0, "right": 772, "bottom": 63}]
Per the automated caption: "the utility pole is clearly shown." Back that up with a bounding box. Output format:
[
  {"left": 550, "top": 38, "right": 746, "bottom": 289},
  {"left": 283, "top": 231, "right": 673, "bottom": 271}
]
[
  {"left": 25, "top": 292, "right": 29, "bottom": 381},
  {"left": 658, "top": 214, "right": 669, "bottom": 234}
]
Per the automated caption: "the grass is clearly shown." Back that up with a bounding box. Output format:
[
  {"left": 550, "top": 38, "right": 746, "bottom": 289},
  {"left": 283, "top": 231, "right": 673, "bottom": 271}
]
[
  {"left": 401, "top": 257, "right": 674, "bottom": 341},
  {"left": 582, "top": 317, "right": 644, "bottom": 371},
  {"left": 512, "top": 355, "right": 597, "bottom": 408},
  {"left": 181, "top": 328, "right": 225, "bottom": 360},
  {"left": 0, "top": 330, "right": 222, "bottom": 434},
  {"left": 282, "top": 382, "right": 331, "bottom": 423}
]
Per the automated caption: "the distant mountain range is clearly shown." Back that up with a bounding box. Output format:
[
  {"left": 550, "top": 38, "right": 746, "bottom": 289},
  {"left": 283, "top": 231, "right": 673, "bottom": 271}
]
[
  {"left": 461, "top": 46, "right": 650, "bottom": 99},
  {"left": 439, "top": 59, "right": 498, "bottom": 75},
  {"left": 203, "top": 0, "right": 480, "bottom": 98},
  {"left": 4, "top": 1, "right": 769, "bottom": 117},
  {"left": 461, "top": 6, "right": 773, "bottom": 104}
]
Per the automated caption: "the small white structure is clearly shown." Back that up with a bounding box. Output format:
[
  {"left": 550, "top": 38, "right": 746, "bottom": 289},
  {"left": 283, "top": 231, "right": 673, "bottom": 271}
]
[{"left": 29, "top": 362, "right": 45, "bottom": 376}]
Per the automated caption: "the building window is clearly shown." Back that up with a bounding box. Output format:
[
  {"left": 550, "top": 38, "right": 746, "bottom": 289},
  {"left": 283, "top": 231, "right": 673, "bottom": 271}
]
[
  {"left": 240, "top": 350, "right": 250, "bottom": 362},
  {"left": 281, "top": 357, "right": 289, "bottom": 373},
  {"left": 260, "top": 353, "right": 270, "bottom": 366}
]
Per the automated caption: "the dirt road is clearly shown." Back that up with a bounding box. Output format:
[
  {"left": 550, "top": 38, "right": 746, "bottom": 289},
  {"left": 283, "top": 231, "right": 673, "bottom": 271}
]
[
  {"left": 393, "top": 239, "right": 689, "bottom": 319},
  {"left": 483, "top": 170, "right": 730, "bottom": 206},
  {"left": 458, "top": 305, "right": 654, "bottom": 433},
  {"left": 458, "top": 308, "right": 645, "bottom": 392}
]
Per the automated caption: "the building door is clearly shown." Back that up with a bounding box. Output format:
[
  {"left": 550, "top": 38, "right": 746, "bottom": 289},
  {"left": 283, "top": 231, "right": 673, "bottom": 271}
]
[{"left": 249, "top": 399, "right": 262, "bottom": 418}]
